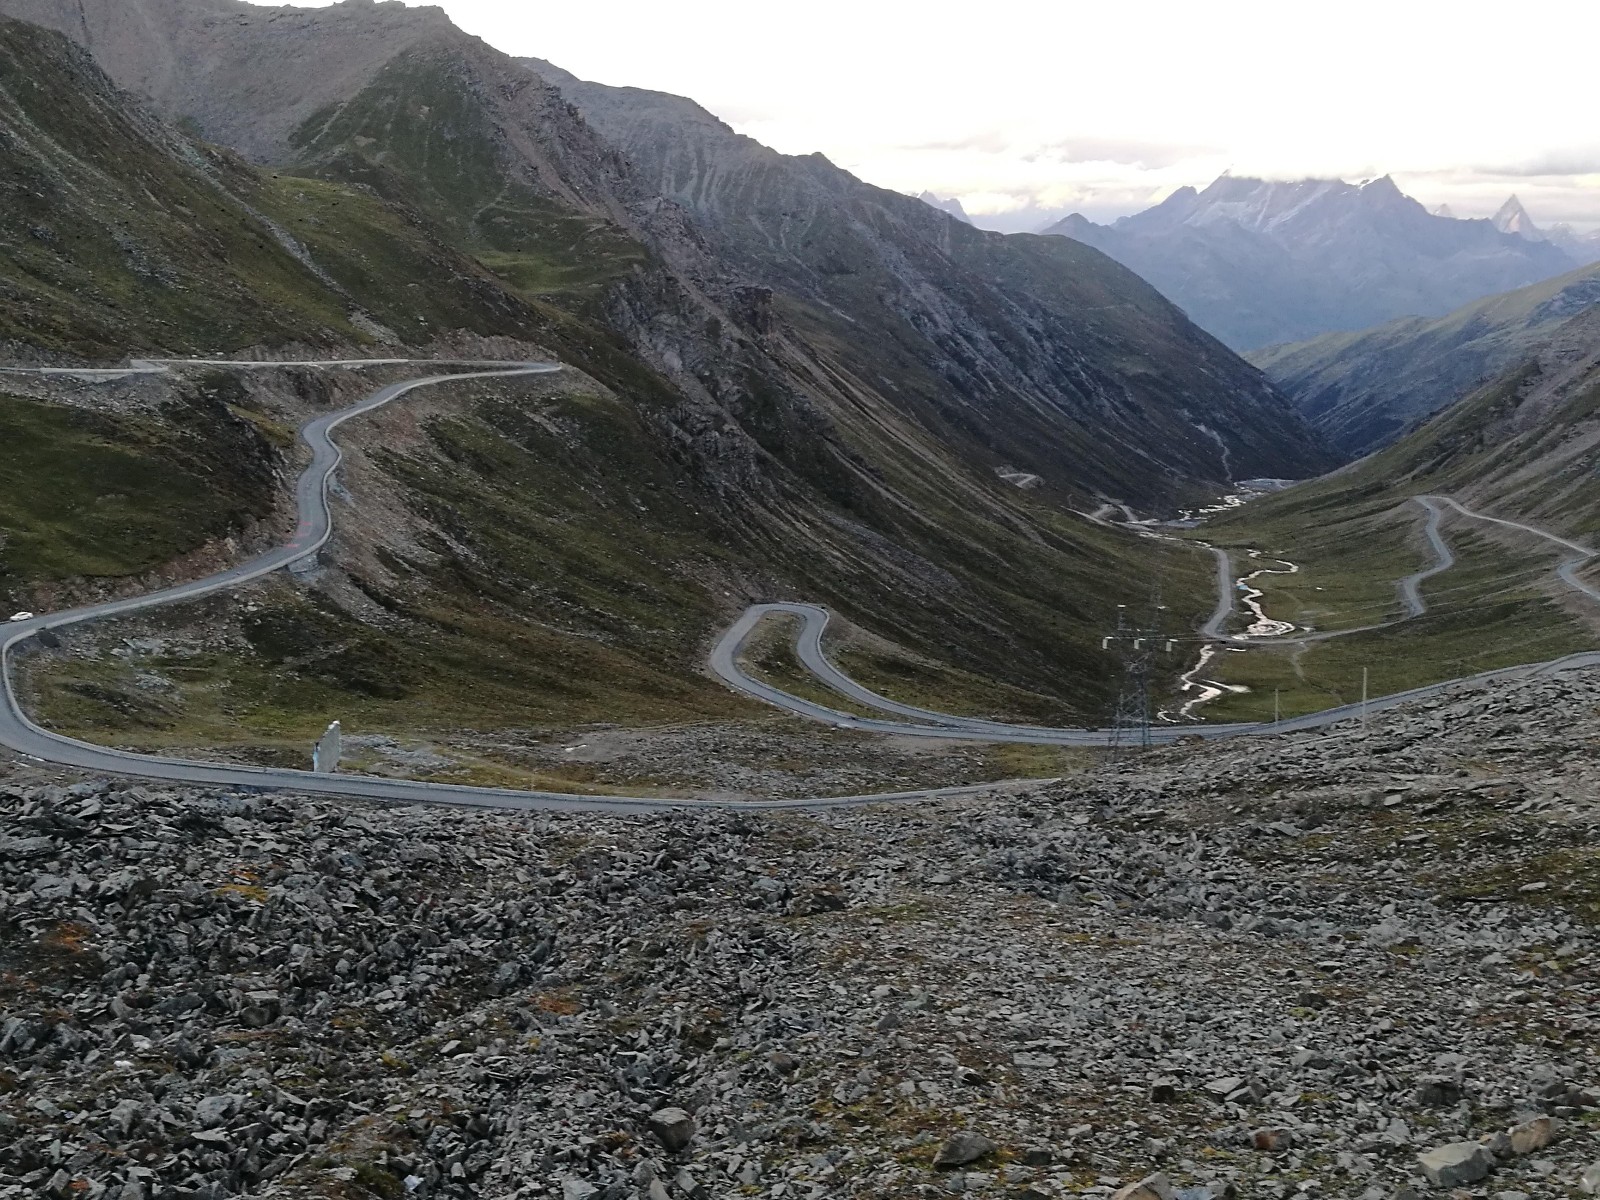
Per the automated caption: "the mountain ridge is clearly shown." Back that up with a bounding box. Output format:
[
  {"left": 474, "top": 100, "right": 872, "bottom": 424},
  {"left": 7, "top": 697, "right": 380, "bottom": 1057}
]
[
  {"left": 1045, "top": 173, "right": 1578, "bottom": 349},
  {"left": 1252, "top": 260, "right": 1600, "bottom": 458},
  {"left": 519, "top": 56, "right": 1330, "bottom": 496}
]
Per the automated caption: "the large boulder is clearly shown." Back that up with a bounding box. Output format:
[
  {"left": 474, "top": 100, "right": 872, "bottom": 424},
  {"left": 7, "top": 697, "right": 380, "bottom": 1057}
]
[
  {"left": 646, "top": 1107, "right": 696, "bottom": 1153},
  {"left": 932, "top": 1131, "right": 997, "bottom": 1168},
  {"left": 1417, "top": 1141, "right": 1494, "bottom": 1187}
]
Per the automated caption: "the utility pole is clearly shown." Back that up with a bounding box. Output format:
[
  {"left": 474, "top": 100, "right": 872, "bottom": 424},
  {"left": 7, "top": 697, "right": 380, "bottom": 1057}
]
[
  {"left": 1273, "top": 688, "right": 1280, "bottom": 727},
  {"left": 1361, "top": 667, "right": 1369, "bottom": 726},
  {"left": 1103, "top": 596, "right": 1172, "bottom": 755}
]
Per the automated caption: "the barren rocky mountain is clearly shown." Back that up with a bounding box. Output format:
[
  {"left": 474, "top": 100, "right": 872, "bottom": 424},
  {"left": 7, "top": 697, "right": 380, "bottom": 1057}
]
[
  {"left": 0, "top": 0, "right": 458, "bottom": 162},
  {"left": 4, "top": 660, "right": 1599, "bottom": 1199},
  {"left": 1045, "top": 176, "right": 1578, "bottom": 351},
  {"left": 524, "top": 58, "right": 1328, "bottom": 497}
]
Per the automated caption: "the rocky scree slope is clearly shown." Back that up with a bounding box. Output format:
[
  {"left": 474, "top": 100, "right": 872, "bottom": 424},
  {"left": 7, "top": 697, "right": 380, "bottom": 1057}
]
[
  {"left": 1046, "top": 175, "right": 1579, "bottom": 352},
  {"left": 1249, "top": 261, "right": 1600, "bottom": 459},
  {"left": 2, "top": 665, "right": 1600, "bottom": 1198}
]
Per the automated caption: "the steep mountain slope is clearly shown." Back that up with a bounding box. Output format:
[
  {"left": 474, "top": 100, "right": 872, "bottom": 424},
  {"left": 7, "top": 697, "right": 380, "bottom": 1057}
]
[
  {"left": 1238, "top": 302, "right": 1600, "bottom": 545},
  {"left": 0, "top": 15, "right": 541, "bottom": 358},
  {"left": 523, "top": 59, "right": 1330, "bottom": 497},
  {"left": 0, "top": 0, "right": 459, "bottom": 161},
  {"left": 0, "top": 6, "right": 1243, "bottom": 751},
  {"left": 1359, "top": 303, "right": 1600, "bottom": 539},
  {"left": 1251, "top": 261, "right": 1600, "bottom": 457},
  {"left": 1044, "top": 175, "right": 1577, "bottom": 350}
]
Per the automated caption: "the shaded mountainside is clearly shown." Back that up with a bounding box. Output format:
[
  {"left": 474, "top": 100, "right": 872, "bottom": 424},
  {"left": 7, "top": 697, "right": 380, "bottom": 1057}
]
[
  {"left": 1361, "top": 303, "right": 1600, "bottom": 541},
  {"left": 524, "top": 58, "right": 1330, "bottom": 499},
  {"left": 1235, "top": 303, "right": 1600, "bottom": 549},
  {"left": 0, "top": 7, "right": 1253, "bottom": 742},
  {"left": 1251, "top": 261, "right": 1600, "bottom": 459},
  {"left": 0, "top": 15, "right": 542, "bottom": 357},
  {"left": 1045, "top": 175, "right": 1578, "bottom": 351}
]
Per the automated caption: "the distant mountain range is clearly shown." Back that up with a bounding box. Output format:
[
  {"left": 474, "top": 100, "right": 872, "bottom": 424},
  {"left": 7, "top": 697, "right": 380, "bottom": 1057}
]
[
  {"left": 1492, "top": 194, "right": 1600, "bottom": 264},
  {"left": 1044, "top": 175, "right": 1582, "bottom": 350},
  {"left": 917, "top": 191, "right": 973, "bottom": 224}
]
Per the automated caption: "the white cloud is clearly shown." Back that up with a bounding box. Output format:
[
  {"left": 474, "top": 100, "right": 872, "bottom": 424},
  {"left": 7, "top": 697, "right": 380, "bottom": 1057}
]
[{"left": 261, "top": 0, "right": 1600, "bottom": 230}]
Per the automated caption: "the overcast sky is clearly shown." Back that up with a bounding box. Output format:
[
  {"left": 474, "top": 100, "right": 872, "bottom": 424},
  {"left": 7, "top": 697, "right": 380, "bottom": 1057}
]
[{"left": 277, "top": 0, "right": 1600, "bottom": 232}]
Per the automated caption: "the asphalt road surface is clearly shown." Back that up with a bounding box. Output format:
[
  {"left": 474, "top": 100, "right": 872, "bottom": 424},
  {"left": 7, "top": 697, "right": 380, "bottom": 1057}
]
[
  {"left": 0, "top": 361, "right": 1058, "bottom": 811},
  {"left": 1425, "top": 494, "right": 1600, "bottom": 604},
  {"left": 3, "top": 361, "right": 1598, "bottom": 809},
  {"left": 710, "top": 602, "right": 1600, "bottom": 746}
]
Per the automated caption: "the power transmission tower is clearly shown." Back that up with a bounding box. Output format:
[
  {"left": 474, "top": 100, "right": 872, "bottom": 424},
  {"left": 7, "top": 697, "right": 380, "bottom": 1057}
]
[{"left": 1102, "top": 597, "right": 1175, "bottom": 755}]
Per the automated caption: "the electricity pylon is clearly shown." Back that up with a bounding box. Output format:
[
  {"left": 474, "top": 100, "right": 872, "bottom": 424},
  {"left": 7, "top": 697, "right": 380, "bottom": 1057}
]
[{"left": 1102, "top": 598, "right": 1177, "bottom": 754}]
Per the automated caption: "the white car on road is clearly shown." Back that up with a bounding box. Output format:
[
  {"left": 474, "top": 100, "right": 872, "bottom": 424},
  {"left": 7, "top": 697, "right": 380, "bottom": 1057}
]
[{"left": 8, "top": 612, "right": 34, "bottom": 622}]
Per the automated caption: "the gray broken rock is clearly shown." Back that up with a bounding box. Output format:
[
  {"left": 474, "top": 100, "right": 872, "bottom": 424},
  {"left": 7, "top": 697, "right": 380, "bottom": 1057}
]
[
  {"left": 192, "top": 1094, "right": 238, "bottom": 1129},
  {"left": 1418, "top": 1141, "right": 1494, "bottom": 1187},
  {"left": 1148, "top": 1075, "right": 1180, "bottom": 1103},
  {"left": 646, "top": 1107, "right": 696, "bottom": 1153},
  {"left": 1411, "top": 1074, "right": 1463, "bottom": 1107},
  {"left": 1508, "top": 1116, "right": 1557, "bottom": 1155},
  {"left": 1581, "top": 1160, "right": 1600, "bottom": 1195},
  {"left": 1111, "top": 1173, "right": 1175, "bottom": 1200},
  {"left": 933, "top": 1131, "right": 998, "bottom": 1168},
  {"left": 1012, "top": 1051, "right": 1058, "bottom": 1069}
]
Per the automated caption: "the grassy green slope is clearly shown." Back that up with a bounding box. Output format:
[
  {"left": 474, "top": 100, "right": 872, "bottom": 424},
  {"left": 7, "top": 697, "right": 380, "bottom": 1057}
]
[
  {"left": 0, "top": 383, "right": 276, "bottom": 597},
  {"left": 1195, "top": 308, "right": 1600, "bottom": 720},
  {"left": 288, "top": 46, "right": 648, "bottom": 319},
  {"left": 23, "top": 373, "right": 1213, "bottom": 771},
  {"left": 0, "top": 16, "right": 542, "bottom": 357}
]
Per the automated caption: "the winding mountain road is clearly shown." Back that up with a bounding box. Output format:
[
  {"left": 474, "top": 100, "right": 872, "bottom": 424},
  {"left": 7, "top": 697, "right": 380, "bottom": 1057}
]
[
  {"left": 1202, "top": 495, "right": 1456, "bottom": 646},
  {"left": 1399, "top": 497, "right": 1458, "bottom": 617},
  {"left": 3, "top": 359, "right": 1599, "bottom": 810},
  {"left": 1424, "top": 494, "right": 1600, "bottom": 603},
  {"left": 713, "top": 493, "right": 1600, "bottom": 738}
]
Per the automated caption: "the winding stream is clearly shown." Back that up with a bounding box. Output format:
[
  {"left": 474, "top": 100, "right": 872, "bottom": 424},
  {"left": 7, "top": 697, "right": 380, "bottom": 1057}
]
[
  {"left": 1102, "top": 486, "right": 1307, "bottom": 724},
  {"left": 1235, "top": 551, "right": 1301, "bottom": 639},
  {"left": 1164, "top": 549, "right": 1303, "bottom": 722}
]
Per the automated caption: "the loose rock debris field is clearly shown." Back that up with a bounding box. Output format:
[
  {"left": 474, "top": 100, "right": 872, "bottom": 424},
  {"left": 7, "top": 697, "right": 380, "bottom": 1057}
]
[{"left": 2, "top": 667, "right": 1599, "bottom": 1200}]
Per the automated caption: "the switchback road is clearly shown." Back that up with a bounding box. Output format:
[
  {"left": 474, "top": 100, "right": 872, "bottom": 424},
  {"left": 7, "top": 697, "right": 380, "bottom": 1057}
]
[
  {"left": 1424, "top": 494, "right": 1600, "bottom": 604},
  {"left": 2, "top": 360, "right": 1598, "bottom": 810}
]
